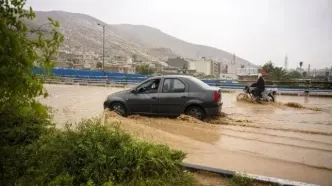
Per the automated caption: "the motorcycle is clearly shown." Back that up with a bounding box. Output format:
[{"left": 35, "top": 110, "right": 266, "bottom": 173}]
[{"left": 237, "top": 84, "right": 277, "bottom": 102}]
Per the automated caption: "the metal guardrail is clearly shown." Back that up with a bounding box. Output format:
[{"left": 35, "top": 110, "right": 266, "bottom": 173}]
[
  {"left": 45, "top": 76, "right": 332, "bottom": 97},
  {"left": 43, "top": 75, "right": 332, "bottom": 92},
  {"left": 34, "top": 68, "right": 332, "bottom": 89}
]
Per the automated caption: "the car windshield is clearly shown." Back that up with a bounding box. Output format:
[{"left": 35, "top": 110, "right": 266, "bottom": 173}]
[{"left": 188, "top": 76, "right": 210, "bottom": 89}]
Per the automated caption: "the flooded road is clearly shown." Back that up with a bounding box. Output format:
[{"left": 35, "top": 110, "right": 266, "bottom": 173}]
[{"left": 41, "top": 84, "right": 332, "bottom": 186}]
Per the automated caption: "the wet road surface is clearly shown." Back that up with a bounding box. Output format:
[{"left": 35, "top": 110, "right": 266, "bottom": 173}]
[{"left": 41, "top": 84, "right": 332, "bottom": 186}]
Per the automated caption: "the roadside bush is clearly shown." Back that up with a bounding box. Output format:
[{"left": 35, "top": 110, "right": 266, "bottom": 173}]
[
  {"left": 0, "top": 103, "right": 53, "bottom": 147},
  {"left": 0, "top": 103, "right": 54, "bottom": 185},
  {"left": 14, "top": 118, "right": 196, "bottom": 186},
  {"left": 1, "top": 0, "right": 63, "bottom": 183}
]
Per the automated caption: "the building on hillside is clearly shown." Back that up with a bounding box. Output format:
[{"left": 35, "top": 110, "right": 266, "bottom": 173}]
[
  {"left": 211, "top": 61, "right": 221, "bottom": 77},
  {"left": 236, "top": 68, "right": 259, "bottom": 81},
  {"left": 187, "top": 57, "right": 221, "bottom": 77},
  {"left": 73, "top": 63, "right": 84, "bottom": 69},
  {"left": 83, "top": 64, "right": 92, "bottom": 70},
  {"left": 188, "top": 59, "right": 210, "bottom": 75},
  {"left": 112, "top": 55, "right": 129, "bottom": 64},
  {"left": 166, "top": 57, "right": 188, "bottom": 69},
  {"left": 58, "top": 50, "right": 70, "bottom": 59},
  {"left": 218, "top": 57, "right": 256, "bottom": 80},
  {"left": 55, "top": 60, "right": 71, "bottom": 68},
  {"left": 104, "top": 65, "right": 136, "bottom": 74},
  {"left": 73, "top": 52, "right": 83, "bottom": 61},
  {"left": 126, "top": 57, "right": 133, "bottom": 64},
  {"left": 180, "top": 69, "right": 197, "bottom": 75},
  {"left": 164, "top": 67, "right": 179, "bottom": 74},
  {"left": 126, "top": 66, "right": 136, "bottom": 74}
]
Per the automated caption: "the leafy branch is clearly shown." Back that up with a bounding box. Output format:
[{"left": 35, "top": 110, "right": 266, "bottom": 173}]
[{"left": 0, "top": 0, "right": 64, "bottom": 109}]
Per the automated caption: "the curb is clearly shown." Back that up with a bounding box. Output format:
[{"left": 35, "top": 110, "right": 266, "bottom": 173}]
[{"left": 181, "top": 163, "right": 320, "bottom": 186}]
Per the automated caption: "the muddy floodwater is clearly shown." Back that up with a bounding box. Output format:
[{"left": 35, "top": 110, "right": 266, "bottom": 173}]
[{"left": 41, "top": 84, "right": 332, "bottom": 186}]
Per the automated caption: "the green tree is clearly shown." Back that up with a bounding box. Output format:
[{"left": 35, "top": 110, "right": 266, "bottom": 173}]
[
  {"left": 0, "top": 3, "right": 196, "bottom": 186},
  {"left": 0, "top": 0, "right": 64, "bottom": 110},
  {"left": 96, "top": 62, "right": 102, "bottom": 69},
  {"left": 261, "top": 61, "right": 275, "bottom": 80},
  {"left": 302, "top": 71, "right": 307, "bottom": 78},
  {"left": 0, "top": 1, "right": 63, "bottom": 184},
  {"left": 135, "top": 64, "right": 154, "bottom": 75},
  {"left": 262, "top": 61, "right": 274, "bottom": 75},
  {"left": 287, "top": 70, "right": 303, "bottom": 80},
  {"left": 269, "top": 67, "right": 288, "bottom": 81}
]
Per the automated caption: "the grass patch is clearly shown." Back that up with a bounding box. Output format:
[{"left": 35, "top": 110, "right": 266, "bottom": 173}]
[
  {"left": 5, "top": 118, "right": 197, "bottom": 186},
  {"left": 228, "top": 173, "right": 254, "bottom": 186},
  {"left": 227, "top": 173, "right": 280, "bottom": 186}
]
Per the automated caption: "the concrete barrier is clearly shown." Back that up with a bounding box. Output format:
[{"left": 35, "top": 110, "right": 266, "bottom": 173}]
[{"left": 181, "top": 162, "right": 320, "bottom": 186}]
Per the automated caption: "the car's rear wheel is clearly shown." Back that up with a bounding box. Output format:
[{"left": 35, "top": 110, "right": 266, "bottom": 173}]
[
  {"left": 110, "top": 102, "right": 126, "bottom": 116},
  {"left": 185, "top": 106, "right": 205, "bottom": 120}
]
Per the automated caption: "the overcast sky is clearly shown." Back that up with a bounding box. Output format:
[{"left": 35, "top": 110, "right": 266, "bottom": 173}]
[{"left": 27, "top": 0, "right": 331, "bottom": 69}]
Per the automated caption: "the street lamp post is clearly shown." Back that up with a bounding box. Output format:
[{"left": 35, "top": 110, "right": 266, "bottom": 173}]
[{"left": 97, "top": 23, "right": 105, "bottom": 76}]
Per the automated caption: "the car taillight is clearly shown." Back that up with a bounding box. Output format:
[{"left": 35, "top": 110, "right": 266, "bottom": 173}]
[{"left": 213, "top": 90, "right": 220, "bottom": 102}]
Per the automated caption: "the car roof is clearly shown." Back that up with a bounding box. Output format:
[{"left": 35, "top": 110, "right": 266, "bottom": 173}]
[{"left": 151, "top": 75, "right": 194, "bottom": 79}]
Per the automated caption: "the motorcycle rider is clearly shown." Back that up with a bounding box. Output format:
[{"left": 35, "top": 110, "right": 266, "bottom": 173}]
[{"left": 251, "top": 72, "right": 265, "bottom": 98}]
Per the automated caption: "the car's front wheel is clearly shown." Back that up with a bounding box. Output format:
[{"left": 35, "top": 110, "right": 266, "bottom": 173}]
[
  {"left": 110, "top": 102, "right": 127, "bottom": 116},
  {"left": 185, "top": 106, "right": 205, "bottom": 120}
]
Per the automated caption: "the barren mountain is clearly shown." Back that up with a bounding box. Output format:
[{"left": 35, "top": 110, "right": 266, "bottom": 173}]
[
  {"left": 29, "top": 11, "right": 162, "bottom": 62},
  {"left": 31, "top": 11, "right": 254, "bottom": 66},
  {"left": 111, "top": 24, "right": 253, "bottom": 65}
]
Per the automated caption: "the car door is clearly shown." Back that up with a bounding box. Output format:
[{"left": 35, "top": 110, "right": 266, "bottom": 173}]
[
  {"left": 127, "top": 78, "right": 160, "bottom": 114},
  {"left": 157, "top": 78, "right": 188, "bottom": 115}
]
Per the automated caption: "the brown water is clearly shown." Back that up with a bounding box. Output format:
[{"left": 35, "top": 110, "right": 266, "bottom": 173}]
[{"left": 41, "top": 84, "right": 332, "bottom": 186}]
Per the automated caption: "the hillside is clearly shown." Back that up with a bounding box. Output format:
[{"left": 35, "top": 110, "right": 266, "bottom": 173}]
[
  {"left": 112, "top": 24, "right": 254, "bottom": 66},
  {"left": 31, "top": 11, "right": 254, "bottom": 66},
  {"left": 29, "top": 11, "right": 162, "bottom": 62}
]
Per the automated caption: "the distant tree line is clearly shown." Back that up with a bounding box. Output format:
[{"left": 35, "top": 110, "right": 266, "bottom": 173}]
[
  {"left": 262, "top": 61, "right": 305, "bottom": 81},
  {"left": 135, "top": 64, "right": 155, "bottom": 75}
]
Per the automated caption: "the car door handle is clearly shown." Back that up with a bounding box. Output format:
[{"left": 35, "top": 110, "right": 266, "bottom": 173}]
[
  {"left": 181, "top": 96, "right": 187, "bottom": 98},
  {"left": 151, "top": 97, "right": 157, "bottom": 99}
]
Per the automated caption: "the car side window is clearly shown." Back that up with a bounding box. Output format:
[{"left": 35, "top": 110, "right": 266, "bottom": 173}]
[
  {"left": 162, "top": 79, "right": 171, "bottom": 93},
  {"left": 136, "top": 79, "right": 160, "bottom": 93},
  {"left": 173, "top": 79, "right": 185, "bottom": 92},
  {"left": 162, "top": 78, "right": 185, "bottom": 93}
]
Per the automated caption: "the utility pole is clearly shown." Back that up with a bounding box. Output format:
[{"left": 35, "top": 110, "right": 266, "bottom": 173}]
[{"left": 97, "top": 23, "right": 105, "bottom": 76}]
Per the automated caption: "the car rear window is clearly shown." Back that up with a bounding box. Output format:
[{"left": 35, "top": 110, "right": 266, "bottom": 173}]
[{"left": 188, "top": 76, "right": 210, "bottom": 89}]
